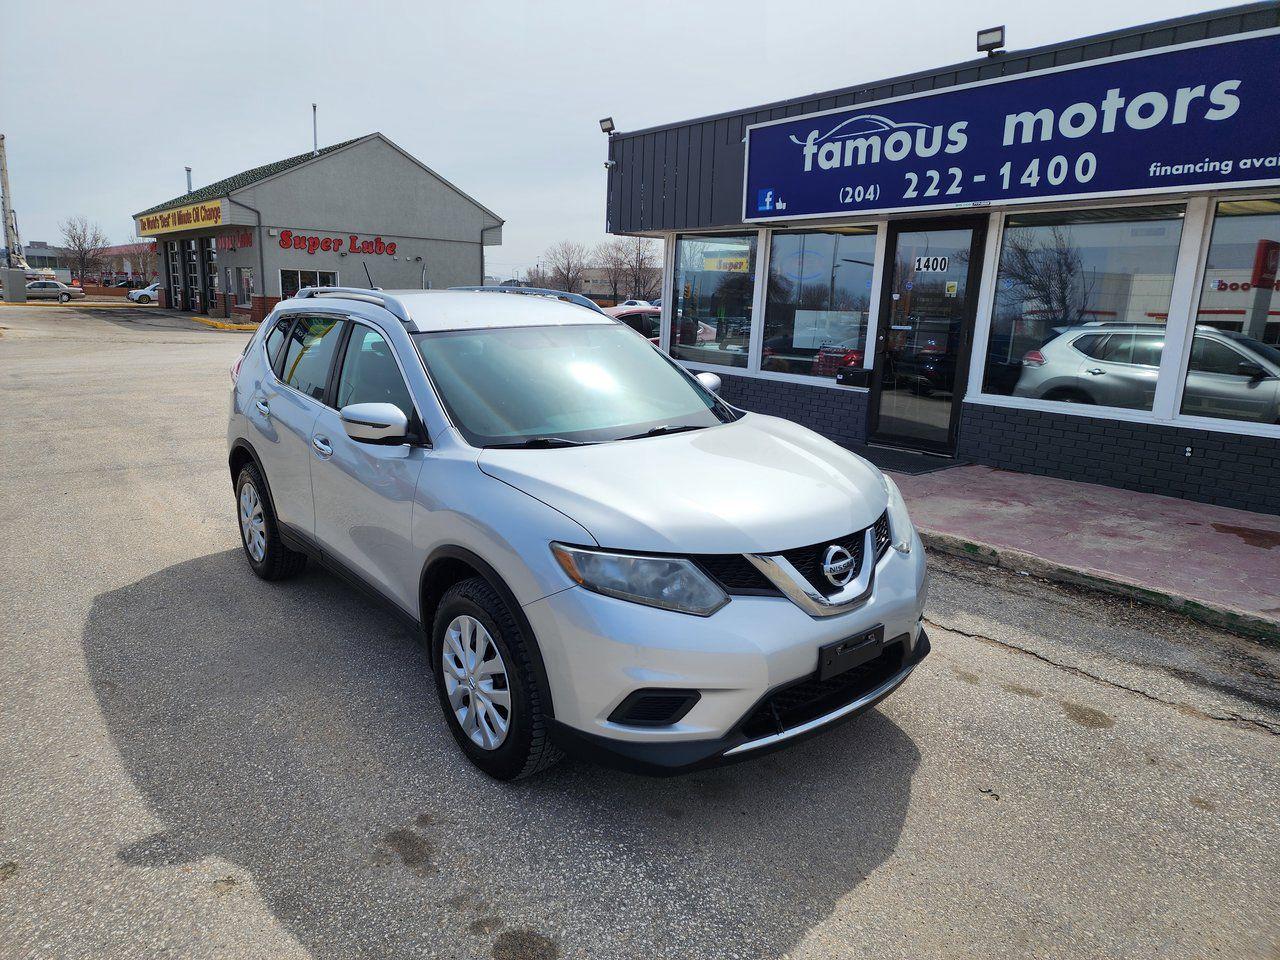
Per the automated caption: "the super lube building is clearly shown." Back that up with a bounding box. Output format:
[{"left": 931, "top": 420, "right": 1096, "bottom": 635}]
[
  {"left": 606, "top": 3, "right": 1280, "bottom": 514},
  {"left": 134, "top": 133, "right": 502, "bottom": 324}
]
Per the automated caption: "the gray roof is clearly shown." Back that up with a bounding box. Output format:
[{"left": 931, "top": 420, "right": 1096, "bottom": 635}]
[{"left": 134, "top": 136, "right": 367, "bottom": 217}]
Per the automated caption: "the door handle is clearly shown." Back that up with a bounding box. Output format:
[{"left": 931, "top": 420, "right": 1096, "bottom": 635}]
[
  {"left": 1085, "top": 368, "right": 1105, "bottom": 376},
  {"left": 254, "top": 398, "right": 270, "bottom": 416},
  {"left": 311, "top": 435, "right": 333, "bottom": 458}
]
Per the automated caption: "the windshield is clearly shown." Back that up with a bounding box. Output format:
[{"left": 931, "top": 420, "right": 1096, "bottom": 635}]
[{"left": 413, "top": 323, "right": 735, "bottom": 446}]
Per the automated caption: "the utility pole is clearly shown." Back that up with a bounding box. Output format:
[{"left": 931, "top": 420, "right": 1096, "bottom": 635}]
[
  {"left": 1, "top": 134, "right": 30, "bottom": 270},
  {"left": 312, "top": 103, "right": 318, "bottom": 156}
]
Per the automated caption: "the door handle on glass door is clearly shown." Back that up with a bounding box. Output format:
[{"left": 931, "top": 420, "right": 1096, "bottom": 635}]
[{"left": 312, "top": 436, "right": 333, "bottom": 458}]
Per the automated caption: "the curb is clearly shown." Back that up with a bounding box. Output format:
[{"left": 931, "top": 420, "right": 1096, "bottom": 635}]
[
  {"left": 189, "top": 316, "right": 258, "bottom": 331},
  {"left": 918, "top": 528, "right": 1279, "bottom": 643}
]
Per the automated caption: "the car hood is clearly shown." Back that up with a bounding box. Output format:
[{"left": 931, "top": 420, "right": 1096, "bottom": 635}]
[{"left": 476, "top": 413, "right": 888, "bottom": 554}]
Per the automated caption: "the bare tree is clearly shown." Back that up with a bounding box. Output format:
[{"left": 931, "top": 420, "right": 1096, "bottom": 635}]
[
  {"left": 998, "top": 226, "right": 1093, "bottom": 326},
  {"left": 123, "top": 236, "right": 157, "bottom": 280},
  {"left": 623, "top": 236, "right": 662, "bottom": 300},
  {"left": 59, "top": 216, "right": 109, "bottom": 283},
  {"left": 592, "top": 238, "right": 630, "bottom": 302},
  {"left": 543, "top": 240, "right": 590, "bottom": 294}
]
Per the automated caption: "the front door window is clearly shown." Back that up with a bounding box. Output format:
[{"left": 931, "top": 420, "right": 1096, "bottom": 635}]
[{"left": 869, "top": 223, "right": 985, "bottom": 453}]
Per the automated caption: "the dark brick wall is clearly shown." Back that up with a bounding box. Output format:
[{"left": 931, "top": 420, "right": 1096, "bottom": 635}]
[
  {"left": 958, "top": 403, "right": 1280, "bottom": 515},
  {"left": 716, "top": 372, "right": 868, "bottom": 446}
]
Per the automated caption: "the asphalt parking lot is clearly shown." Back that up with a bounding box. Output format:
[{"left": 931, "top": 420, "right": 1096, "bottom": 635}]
[{"left": 1, "top": 305, "right": 1277, "bottom": 960}]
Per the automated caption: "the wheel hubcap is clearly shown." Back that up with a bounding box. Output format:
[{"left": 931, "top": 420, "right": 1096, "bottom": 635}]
[
  {"left": 442, "top": 615, "right": 511, "bottom": 750},
  {"left": 238, "top": 483, "right": 266, "bottom": 562}
]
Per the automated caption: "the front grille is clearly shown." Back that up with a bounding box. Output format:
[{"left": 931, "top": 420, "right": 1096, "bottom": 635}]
[
  {"left": 693, "top": 554, "right": 779, "bottom": 595},
  {"left": 738, "top": 641, "right": 905, "bottom": 741},
  {"left": 779, "top": 530, "right": 866, "bottom": 597},
  {"left": 873, "top": 511, "right": 891, "bottom": 556}
]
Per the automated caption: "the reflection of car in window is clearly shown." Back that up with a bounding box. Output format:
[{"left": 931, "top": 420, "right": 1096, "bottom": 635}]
[{"left": 1014, "top": 324, "right": 1280, "bottom": 420}]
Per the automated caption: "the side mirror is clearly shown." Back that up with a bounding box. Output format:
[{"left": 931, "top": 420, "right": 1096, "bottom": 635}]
[
  {"left": 340, "top": 402, "right": 409, "bottom": 443},
  {"left": 695, "top": 371, "right": 722, "bottom": 394},
  {"left": 1236, "top": 360, "right": 1267, "bottom": 382}
]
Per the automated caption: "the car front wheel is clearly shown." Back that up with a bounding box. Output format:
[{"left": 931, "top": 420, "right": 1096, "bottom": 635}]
[
  {"left": 137, "top": 295, "right": 151, "bottom": 304},
  {"left": 58, "top": 292, "right": 70, "bottom": 303},
  {"left": 432, "top": 577, "right": 561, "bottom": 780}
]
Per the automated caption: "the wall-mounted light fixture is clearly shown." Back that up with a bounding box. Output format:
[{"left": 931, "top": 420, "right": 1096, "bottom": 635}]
[{"left": 599, "top": 117, "right": 615, "bottom": 134}]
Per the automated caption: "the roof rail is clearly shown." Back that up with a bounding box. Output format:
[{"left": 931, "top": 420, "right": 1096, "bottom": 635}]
[
  {"left": 292, "top": 286, "right": 413, "bottom": 325},
  {"left": 448, "top": 285, "right": 607, "bottom": 315}
]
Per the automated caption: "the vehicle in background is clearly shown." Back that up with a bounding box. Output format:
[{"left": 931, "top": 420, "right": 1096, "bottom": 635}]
[
  {"left": 619, "top": 299, "right": 650, "bottom": 307},
  {"left": 811, "top": 338, "right": 866, "bottom": 378},
  {"left": 227, "top": 287, "right": 928, "bottom": 780},
  {"left": 25, "top": 280, "right": 84, "bottom": 302},
  {"left": 605, "top": 304, "right": 660, "bottom": 343},
  {"left": 449, "top": 285, "right": 607, "bottom": 315},
  {"left": 1014, "top": 324, "right": 1280, "bottom": 421},
  {"left": 128, "top": 282, "right": 161, "bottom": 304}
]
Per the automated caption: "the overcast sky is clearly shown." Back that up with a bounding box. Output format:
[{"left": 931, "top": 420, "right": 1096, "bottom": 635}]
[{"left": 3, "top": 0, "right": 1229, "bottom": 277}]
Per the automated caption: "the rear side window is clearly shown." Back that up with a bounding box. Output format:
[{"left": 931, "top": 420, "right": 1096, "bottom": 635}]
[
  {"left": 1072, "top": 334, "right": 1107, "bottom": 358},
  {"left": 280, "top": 316, "right": 345, "bottom": 401}
]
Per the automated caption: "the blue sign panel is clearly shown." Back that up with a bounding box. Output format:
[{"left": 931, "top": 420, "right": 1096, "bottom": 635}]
[{"left": 743, "top": 30, "right": 1280, "bottom": 222}]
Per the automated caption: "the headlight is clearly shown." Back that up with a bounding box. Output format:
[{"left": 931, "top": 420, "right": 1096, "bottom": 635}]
[
  {"left": 550, "top": 543, "right": 729, "bottom": 617},
  {"left": 882, "top": 475, "right": 914, "bottom": 554}
]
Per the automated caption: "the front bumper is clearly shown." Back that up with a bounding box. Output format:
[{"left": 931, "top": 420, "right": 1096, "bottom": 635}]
[
  {"left": 551, "top": 629, "right": 930, "bottom": 775},
  {"left": 522, "top": 532, "right": 929, "bottom": 772}
]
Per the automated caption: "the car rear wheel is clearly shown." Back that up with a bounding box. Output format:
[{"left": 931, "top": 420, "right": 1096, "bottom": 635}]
[
  {"left": 235, "top": 463, "right": 306, "bottom": 581},
  {"left": 432, "top": 577, "right": 561, "bottom": 780}
]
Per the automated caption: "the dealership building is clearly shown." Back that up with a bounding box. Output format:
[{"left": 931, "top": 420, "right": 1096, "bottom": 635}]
[
  {"left": 134, "top": 133, "right": 502, "bottom": 323},
  {"left": 607, "top": 3, "right": 1280, "bottom": 514}
]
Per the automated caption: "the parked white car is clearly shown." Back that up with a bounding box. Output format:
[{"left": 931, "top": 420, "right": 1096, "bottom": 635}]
[
  {"left": 227, "top": 287, "right": 929, "bottom": 779},
  {"left": 127, "top": 282, "right": 160, "bottom": 304}
]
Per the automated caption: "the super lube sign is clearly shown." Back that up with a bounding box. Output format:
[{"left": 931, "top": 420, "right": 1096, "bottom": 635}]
[{"left": 743, "top": 30, "right": 1280, "bottom": 222}]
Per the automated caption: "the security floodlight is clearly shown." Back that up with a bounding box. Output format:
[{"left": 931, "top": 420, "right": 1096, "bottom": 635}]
[
  {"left": 599, "top": 117, "right": 615, "bottom": 134},
  {"left": 977, "top": 25, "right": 1005, "bottom": 56}
]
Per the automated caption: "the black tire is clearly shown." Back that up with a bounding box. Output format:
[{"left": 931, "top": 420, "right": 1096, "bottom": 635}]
[
  {"left": 58, "top": 292, "right": 70, "bottom": 303},
  {"left": 138, "top": 294, "right": 151, "bottom": 304},
  {"left": 431, "top": 577, "right": 561, "bottom": 780},
  {"left": 234, "top": 463, "right": 306, "bottom": 581}
]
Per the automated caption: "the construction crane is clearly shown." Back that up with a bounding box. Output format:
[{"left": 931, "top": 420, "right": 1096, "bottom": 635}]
[{"left": 1, "top": 134, "right": 31, "bottom": 271}]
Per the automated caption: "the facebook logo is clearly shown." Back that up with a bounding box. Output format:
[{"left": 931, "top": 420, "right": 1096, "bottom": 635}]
[{"left": 757, "top": 188, "right": 775, "bottom": 212}]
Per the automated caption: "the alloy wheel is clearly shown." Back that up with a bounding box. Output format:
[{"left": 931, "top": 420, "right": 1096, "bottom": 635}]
[
  {"left": 442, "top": 615, "right": 512, "bottom": 750},
  {"left": 238, "top": 482, "right": 266, "bottom": 562}
]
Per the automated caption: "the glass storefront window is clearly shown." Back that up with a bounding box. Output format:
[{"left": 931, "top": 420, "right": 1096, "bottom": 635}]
[
  {"left": 982, "top": 205, "right": 1184, "bottom": 411},
  {"left": 671, "top": 234, "right": 756, "bottom": 368},
  {"left": 1180, "top": 198, "right": 1280, "bottom": 423},
  {"left": 235, "top": 267, "right": 254, "bottom": 307},
  {"left": 761, "top": 227, "right": 876, "bottom": 378},
  {"left": 280, "top": 269, "right": 338, "bottom": 299}
]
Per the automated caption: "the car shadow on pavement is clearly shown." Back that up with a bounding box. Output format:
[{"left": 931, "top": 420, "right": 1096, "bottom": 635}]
[{"left": 83, "top": 549, "right": 920, "bottom": 960}]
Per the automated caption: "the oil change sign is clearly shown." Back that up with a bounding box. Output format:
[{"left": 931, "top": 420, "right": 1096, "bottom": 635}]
[{"left": 743, "top": 29, "right": 1280, "bottom": 222}]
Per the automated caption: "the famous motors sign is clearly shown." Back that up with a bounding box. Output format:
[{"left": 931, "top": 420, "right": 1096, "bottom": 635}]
[{"left": 743, "top": 29, "right": 1280, "bottom": 222}]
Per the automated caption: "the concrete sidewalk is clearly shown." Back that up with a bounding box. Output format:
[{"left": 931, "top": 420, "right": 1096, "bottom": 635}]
[{"left": 892, "top": 464, "right": 1280, "bottom": 640}]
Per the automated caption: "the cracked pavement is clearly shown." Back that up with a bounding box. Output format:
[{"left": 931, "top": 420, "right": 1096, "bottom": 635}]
[{"left": 1, "top": 306, "right": 1278, "bottom": 960}]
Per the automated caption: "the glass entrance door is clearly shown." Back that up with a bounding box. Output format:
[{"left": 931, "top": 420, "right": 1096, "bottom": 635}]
[{"left": 868, "top": 220, "right": 986, "bottom": 454}]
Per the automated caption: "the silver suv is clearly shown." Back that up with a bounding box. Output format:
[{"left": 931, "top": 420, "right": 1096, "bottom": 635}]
[
  {"left": 1013, "top": 323, "right": 1280, "bottom": 421},
  {"left": 227, "top": 288, "right": 928, "bottom": 779}
]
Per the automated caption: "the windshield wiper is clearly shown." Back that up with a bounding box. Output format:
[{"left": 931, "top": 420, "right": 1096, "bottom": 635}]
[
  {"left": 484, "top": 436, "right": 595, "bottom": 449},
  {"left": 617, "top": 424, "right": 705, "bottom": 441}
]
